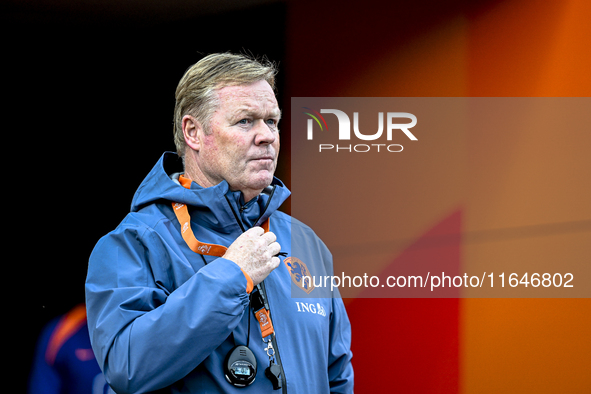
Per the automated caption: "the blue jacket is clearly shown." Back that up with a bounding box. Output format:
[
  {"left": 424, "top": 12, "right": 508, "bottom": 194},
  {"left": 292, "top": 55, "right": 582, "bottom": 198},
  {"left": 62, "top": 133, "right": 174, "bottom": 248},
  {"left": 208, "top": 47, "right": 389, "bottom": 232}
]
[{"left": 85, "top": 152, "right": 353, "bottom": 393}]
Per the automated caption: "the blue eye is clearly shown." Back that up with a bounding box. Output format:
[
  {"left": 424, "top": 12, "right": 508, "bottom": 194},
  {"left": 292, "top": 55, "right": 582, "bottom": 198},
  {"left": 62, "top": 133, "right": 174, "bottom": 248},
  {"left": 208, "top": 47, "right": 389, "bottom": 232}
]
[{"left": 238, "top": 119, "right": 250, "bottom": 125}]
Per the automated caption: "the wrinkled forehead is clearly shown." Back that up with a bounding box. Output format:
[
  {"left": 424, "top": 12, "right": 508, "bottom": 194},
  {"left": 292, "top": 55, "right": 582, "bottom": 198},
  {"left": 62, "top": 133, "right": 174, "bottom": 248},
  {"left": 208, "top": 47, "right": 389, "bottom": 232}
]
[{"left": 214, "top": 81, "right": 281, "bottom": 118}]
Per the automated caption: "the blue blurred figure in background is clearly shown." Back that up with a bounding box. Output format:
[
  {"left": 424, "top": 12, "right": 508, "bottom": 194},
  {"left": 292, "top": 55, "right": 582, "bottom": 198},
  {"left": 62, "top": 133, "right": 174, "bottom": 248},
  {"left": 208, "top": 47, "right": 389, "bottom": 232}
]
[{"left": 29, "top": 304, "right": 109, "bottom": 394}]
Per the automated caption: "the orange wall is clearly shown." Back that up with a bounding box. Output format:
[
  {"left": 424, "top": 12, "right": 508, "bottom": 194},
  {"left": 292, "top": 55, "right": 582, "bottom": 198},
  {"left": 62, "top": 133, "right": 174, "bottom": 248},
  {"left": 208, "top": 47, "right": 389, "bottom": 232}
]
[
  {"left": 286, "top": 0, "right": 591, "bottom": 392},
  {"left": 465, "top": 1, "right": 591, "bottom": 392}
]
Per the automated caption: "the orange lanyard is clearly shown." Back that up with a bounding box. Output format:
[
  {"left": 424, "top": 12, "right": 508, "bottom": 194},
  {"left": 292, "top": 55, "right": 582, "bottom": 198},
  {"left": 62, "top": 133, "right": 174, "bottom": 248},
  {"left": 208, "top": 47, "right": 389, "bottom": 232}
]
[
  {"left": 170, "top": 176, "right": 274, "bottom": 340},
  {"left": 171, "top": 201, "right": 269, "bottom": 257},
  {"left": 172, "top": 200, "right": 275, "bottom": 339}
]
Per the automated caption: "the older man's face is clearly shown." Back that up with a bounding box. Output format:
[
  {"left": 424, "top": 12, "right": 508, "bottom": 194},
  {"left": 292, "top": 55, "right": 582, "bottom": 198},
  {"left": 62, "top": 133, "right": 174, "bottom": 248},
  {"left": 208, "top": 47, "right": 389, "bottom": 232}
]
[{"left": 196, "top": 80, "right": 281, "bottom": 201}]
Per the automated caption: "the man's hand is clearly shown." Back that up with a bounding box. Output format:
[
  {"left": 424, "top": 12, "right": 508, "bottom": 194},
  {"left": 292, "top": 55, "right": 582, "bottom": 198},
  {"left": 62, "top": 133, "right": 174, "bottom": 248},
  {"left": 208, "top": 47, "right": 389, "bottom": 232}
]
[{"left": 223, "top": 227, "right": 281, "bottom": 286}]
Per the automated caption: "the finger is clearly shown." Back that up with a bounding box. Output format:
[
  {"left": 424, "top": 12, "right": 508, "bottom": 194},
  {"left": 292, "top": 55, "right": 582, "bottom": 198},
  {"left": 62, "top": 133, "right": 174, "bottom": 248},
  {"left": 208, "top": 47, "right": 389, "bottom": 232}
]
[
  {"left": 270, "top": 256, "right": 280, "bottom": 269},
  {"left": 269, "top": 241, "right": 281, "bottom": 256},
  {"left": 244, "top": 226, "right": 265, "bottom": 237},
  {"left": 261, "top": 231, "right": 277, "bottom": 244}
]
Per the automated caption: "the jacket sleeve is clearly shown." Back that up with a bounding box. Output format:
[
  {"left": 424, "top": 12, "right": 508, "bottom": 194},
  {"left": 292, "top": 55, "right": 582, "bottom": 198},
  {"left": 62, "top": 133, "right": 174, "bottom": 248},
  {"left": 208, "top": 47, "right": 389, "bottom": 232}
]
[
  {"left": 328, "top": 296, "right": 354, "bottom": 393},
  {"left": 85, "top": 223, "right": 250, "bottom": 393}
]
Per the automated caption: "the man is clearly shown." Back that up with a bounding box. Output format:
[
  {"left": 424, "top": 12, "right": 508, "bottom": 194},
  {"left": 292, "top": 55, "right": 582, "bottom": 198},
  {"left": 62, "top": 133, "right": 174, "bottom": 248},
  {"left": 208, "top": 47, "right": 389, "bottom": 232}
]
[
  {"left": 29, "top": 304, "right": 108, "bottom": 394},
  {"left": 85, "top": 53, "right": 353, "bottom": 393}
]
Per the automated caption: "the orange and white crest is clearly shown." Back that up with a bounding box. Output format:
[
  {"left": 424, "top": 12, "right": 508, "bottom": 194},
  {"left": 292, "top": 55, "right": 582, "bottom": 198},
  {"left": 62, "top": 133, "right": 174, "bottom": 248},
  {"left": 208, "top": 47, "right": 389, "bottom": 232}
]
[{"left": 284, "top": 257, "right": 315, "bottom": 294}]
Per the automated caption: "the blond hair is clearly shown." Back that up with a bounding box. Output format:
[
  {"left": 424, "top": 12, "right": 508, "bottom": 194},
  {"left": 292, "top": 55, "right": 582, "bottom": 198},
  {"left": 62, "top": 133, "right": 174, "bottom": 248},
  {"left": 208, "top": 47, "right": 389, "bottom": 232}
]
[{"left": 173, "top": 52, "right": 278, "bottom": 158}]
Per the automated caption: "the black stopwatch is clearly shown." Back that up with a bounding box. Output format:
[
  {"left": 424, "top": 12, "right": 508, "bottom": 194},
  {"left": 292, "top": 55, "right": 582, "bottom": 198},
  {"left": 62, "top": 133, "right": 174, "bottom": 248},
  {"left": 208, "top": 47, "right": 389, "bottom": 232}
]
[{"left": 223, "top": 345, "right": 257, "bottom": 387}]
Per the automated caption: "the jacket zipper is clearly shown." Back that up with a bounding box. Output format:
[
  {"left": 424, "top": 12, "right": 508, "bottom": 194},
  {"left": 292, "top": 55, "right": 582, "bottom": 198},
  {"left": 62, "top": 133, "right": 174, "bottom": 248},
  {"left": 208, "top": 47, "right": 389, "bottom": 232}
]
[
  {"left": 258, "top": 280, "right": 287, "bottom": 393},
  {"left": 224, "top": 190, "right": 287, "bottom": 393}
]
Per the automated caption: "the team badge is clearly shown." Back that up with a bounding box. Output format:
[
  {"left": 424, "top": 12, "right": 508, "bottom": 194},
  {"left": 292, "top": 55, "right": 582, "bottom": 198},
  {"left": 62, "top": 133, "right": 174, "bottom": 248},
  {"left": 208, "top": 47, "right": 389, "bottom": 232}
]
[{"left": 284, "top": 257, "right": 315, "bottom": 294}]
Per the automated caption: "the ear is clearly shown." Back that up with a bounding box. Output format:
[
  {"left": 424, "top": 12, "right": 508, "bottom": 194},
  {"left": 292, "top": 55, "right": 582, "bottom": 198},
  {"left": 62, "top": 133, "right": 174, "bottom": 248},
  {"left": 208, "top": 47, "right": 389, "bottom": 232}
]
[{"left": 182, "top": 115, "right": 204, "bottom": 152}]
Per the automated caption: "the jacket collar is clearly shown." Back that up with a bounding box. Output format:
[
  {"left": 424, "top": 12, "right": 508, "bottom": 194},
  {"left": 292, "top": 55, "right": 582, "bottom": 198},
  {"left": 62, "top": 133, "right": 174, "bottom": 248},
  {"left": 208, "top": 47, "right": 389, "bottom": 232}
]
[{"left": 131, "top": 152, "right": 290, "bottom": 234}]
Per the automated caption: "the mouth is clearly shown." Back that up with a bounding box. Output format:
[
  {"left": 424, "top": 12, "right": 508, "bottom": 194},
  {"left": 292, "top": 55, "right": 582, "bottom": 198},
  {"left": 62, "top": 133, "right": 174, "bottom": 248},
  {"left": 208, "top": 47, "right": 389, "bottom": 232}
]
[{"left": 251, "top": 156, "right": 274, "bottom": 162}]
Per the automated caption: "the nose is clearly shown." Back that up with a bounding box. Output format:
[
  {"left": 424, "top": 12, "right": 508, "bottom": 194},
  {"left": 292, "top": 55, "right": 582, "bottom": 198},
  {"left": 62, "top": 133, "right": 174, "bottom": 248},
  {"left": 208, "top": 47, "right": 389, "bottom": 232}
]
[{"left": 254, "top": 120, "right": 277, "bottom": 146}]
